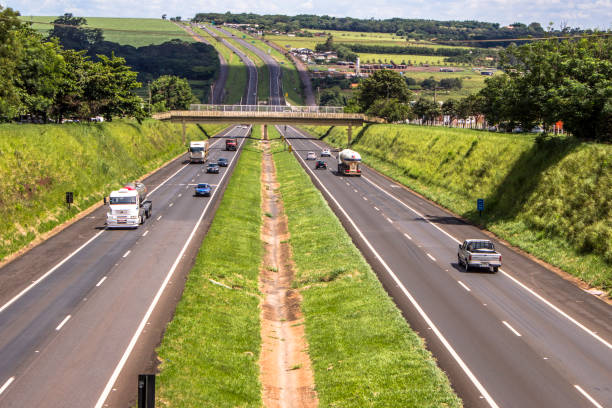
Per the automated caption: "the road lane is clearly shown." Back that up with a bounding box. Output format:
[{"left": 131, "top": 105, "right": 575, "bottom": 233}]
[{"left": 282, "top": 125, "right": 612, "bottom": 408}]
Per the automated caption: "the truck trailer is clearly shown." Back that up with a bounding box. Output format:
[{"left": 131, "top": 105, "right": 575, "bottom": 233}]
[
  {"left": 337, "top": 149, "right": 362, "bottom": 176},
  {"left": 189, "top": 141, "right": 209, "bottom": 163},
  {"left": 106, "top": 182, "right": 152, "bottom": 229}
]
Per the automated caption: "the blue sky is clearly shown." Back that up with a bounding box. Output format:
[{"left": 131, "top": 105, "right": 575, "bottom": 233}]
[{"left": 4, "top": 0, "right": 611, "bottom": 29}]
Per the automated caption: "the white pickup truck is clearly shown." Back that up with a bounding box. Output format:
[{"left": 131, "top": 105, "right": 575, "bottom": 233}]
[{"left": 457, "top": 239, "right": 502, "bottom": 273}]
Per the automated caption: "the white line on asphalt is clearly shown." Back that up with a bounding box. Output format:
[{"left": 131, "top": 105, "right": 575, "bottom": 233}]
[
  {"left": 156, "top": 215, "right": 162, "bottom": 221},
  {"left": 346, "top": 182, "right": 350, "bottom": 186},
  {"left": 284, "top": 131, "right": 500, "bottom": 408},
  {"left": 178, "top": 193, "right": 182, "bottom": 197},
  {"left": 0, "top": 377, "right": 15, "bottom": 395},
  {"left": 169, "top": 203, "right": 174, "bottom": 207},
  {"left": 142, "top": 230, "right": 149, "bottom": 237},
  {"left": 94, "top": 134, "right": 246, "bottom": 408},
  {"left": 374, "top": 206, "right": 380, "bottom": 211},
  {"left": 574, "top": 385, "right": 604, "bottom": 408},
  {"left": 361, "top": 173, "right": 612, "bottom": 350},
  {"left": 502, "top": 321, "right": 522, "bottom": 337},
  {"left": 458, "top": 281, "right": 471, "bottom": 292},
  {"left": 404, "top": 233, "right": 412, "bottom": 240},
  {"left": 363, "top": 196, "right": 368, "bottom": 201},
  {"left": 122, "top": 250, "right": 131, "bottom": 258},
  {"left": 386, "top": 217, "right": 393, "bottom": 224},
  {"left": 353, "top": 189, "right": 358, "bottom": 193},
  {"left": 56, "top": 315, "right": 71, "bottom": 331},
  {"left": 96, "top": 277, "right": 107, "bottom": 287},
  {"left": 427, "top": 253, "right": 436, "bottom": 262}
]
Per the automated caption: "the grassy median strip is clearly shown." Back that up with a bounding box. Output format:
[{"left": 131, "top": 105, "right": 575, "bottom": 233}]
[
  {"left": 156, "top": 139, "right": 262, "bottom": 407},
  {"left": 270, "top": 140, "right": 461, "bottom": 407}
]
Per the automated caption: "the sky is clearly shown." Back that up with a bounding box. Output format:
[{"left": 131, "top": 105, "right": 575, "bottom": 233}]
[{"left": 4, "top": 0, "right": 612, "bottom": 30}]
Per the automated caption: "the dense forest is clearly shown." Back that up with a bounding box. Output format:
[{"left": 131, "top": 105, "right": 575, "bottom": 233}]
[{"left": 192, "top": 12, "right": 595, "bottom": 47}]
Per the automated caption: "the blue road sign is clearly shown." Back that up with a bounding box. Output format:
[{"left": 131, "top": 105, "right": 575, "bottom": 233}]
[{"left": 477, "top": 199, "right": 484, "bottom": 211}]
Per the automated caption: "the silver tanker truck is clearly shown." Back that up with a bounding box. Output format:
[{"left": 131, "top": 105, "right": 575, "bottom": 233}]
[{"left": 337, "top": 149, "right": 362, "bottom": 176}]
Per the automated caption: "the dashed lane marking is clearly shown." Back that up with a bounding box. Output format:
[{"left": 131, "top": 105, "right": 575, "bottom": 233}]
[
  {"left": 56, "top": 315, "right": 71, "bottom": 331},
  {"left": 502, "top": 321, "right": 522, "bottom": 337}
]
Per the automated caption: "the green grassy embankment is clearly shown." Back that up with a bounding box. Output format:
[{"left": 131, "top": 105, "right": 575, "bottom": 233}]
[
  {"left": 0, "top": 120, "right": 226, "bottom": 262},
  {"left": 270, "top": 134, "right": 462, "bottom": 407},
  {"left": 193, "top": 26, "right": 247, "bottom": 104},
  {"left": 303, "top": 124, "right": 612, "bottom": 294},
  {"left": 156, "top": 135, "right": 263, "bottom": 407}
]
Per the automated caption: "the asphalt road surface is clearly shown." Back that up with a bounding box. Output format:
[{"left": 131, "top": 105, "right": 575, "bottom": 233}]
[
  {"left": 0, "top": 126, "right": 250, "bottom": 407},
  {"left": 198, "top": 24, "right": 258, "bottom": 105},
  {"left": 213, "top": 26, "right": 284, "bottom": 106},
  {"left": 281, "top": 125, "right": 612, "bottom": 408}
]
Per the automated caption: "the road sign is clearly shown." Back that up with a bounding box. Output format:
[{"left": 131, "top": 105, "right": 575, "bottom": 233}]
[
  {"left": 477, "top": 198, "right": 484, "bottom": 216},
  {"left": 66, "top": 191, "right": 73, "bottom": 209}
]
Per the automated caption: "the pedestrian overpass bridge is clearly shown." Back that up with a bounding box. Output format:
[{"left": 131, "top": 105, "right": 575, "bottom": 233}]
[{"left": 153, "top": 104, "right": 366, "bottom": 142}]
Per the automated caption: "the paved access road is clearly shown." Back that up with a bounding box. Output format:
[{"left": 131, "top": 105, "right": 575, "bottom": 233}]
[
  {"left": 281, "top": 125, "right": 612, "bottom": 408},
  {"left": 0, "top": 126, "right": 250, "bottom": 407},
  {"left": 198, "top": 24, "right": 258, "bottom": 105},
  {"left": 213, "top": 26, "right": 284, "bottom": 106}
]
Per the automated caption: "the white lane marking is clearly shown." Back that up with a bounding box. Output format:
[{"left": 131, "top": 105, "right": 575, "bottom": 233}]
[
  {"left": 346, "top": 182, "right": 350, "bottom": 186},
  {"left": 96, "top": 276, "right": 107, "bottom": 287},
  {"left": 363, "top": 196, "right": 368, "bottom": 201},
  {"left": 156, "top": 215, "right": 162, "bottom": 221},
  {"left": 361, "top": 173, "right": 612, "bottom": 350},
  {"left": 94, "top": 135, "right": 246, "bottom": 408},
  {"left": 56, "top": 315, "right": 71, "bottom": 331},
  {"left": 458, "top": 281, "right": 471, "bottom": 292},
  {"left": 574, "top": 385, "right": 603, "bottom": 408},
  {"left": 0, "top": 377, "right": 15, "bottom": 395},
  {"left": 169, "top": 203, "right": 174, "bottom": 208},
  {"left": 284, "top": 131, "right": 500, "bottom": 408},
  {"left": 178, "top": 193, "right": 182, "bottom": 197},
  {"left": 386, "top": 217, "right": 393, "bottom": 224},
  {"left": 0, "top": 230, "right": 104, "bottom": 314},
  {"left": 427, "top": 253, "right": 436, "bottom": 262},
  {"left": 374, "top": 206, "right": 380, "bottom": 211},
  {"left": 353, "top": 189, "right": 358, "bottom": 193},
  {"left": 502, "top": 321, "right": 522, "bottom": 337},
  {"left": 122, "top": 250, "right": 131, "bottom": 258},
  {"left": 142, "top": 230, "right": 149, "bottom": 237},
  {"left": 191, "top": 179, "right": 195, "bottom": 182},
  {"left": 404, "top": 233, "right": 412, "bottom": 240}
]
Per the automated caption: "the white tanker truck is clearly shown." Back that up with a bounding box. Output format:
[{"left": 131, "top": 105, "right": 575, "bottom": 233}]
[
  {"left": 337, "top": 149, "right": 362, "bottom": 176},
  {"left": 106, "top": 181, "right": 152, "bottom": 228}
]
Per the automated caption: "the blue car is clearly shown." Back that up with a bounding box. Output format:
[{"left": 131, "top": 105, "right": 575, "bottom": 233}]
[
  {"left": 194, "top": 183, "right": 212, "bottom": 197},
  {"left": 217, "top": 158, "right": 228, "bottom": 167}
]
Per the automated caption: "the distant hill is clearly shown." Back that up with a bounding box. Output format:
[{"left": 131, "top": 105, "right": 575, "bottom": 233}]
[{"left": 193, "top": 12, "right": 594, "bottom": 47}]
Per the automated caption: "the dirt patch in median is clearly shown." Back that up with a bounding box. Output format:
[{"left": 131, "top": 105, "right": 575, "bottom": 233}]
[{"left": 259, "top": 141, "right": 318, "bottom": 408}]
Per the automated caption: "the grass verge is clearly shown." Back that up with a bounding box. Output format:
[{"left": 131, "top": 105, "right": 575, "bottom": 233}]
[
  {"left": 302, "top": 124, "right": 612, "bottom": 295},
  {"left": 270, "top": 139, "right": 461, "bottom": 407},
  {"left": 0, "top": 120, "right": 226, "bottom": 262},
  {"left": 156, "top": 139, "right": 263, "bottom": 407}
]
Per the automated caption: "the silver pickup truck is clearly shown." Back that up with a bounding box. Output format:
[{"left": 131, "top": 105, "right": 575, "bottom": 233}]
[{"left": 457, "top": 239, "right": 502, "bottom": 273}]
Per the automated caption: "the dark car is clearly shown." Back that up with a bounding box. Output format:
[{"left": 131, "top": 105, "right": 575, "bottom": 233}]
[
  {"left": 207, "top": 163, "right": 220, "bottom": 174},
  {"left": 315, "top": 160, "right": 327, "bottom": 169},
  {"left": 194, "top": 183, "right": 212, "bottom": 197},
  {"left": 217, "top": 158, "right": 228, "bottom": 167}
]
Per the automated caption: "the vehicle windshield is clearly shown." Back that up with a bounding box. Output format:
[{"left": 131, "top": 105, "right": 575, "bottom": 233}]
[
  {"left": 468, "top": 241, "right": 495, "bottom": 251},
  {"left": 197, "top": 184, "right": 209, "bottom": 188},
  {"left": 110, "top": 196, "right": 136, "bottom": 205},
  {"left": 190, "top": 147, "right": 204, "bottom": 152},
  {"left": 208, "top": 164, "right": 218, "bottom": 167},
  {"left": 218, "top": 158, "right": 227, "bottom": 162}
]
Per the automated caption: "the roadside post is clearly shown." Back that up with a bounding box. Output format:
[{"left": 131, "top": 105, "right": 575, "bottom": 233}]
[
  {"left": 477, "top": 198, "right": 484, "bottom": 217},
  {"left": 65, "top": 192, "right": 73, "bottom": 210},
  {"left": 138, "top": 374, "right": 155, "bottom": 408}
]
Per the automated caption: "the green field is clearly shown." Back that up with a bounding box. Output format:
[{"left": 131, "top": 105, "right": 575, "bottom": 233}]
[
  {"left": 0, "top": 120, "right": 227, "bottom": 262},
  {"left": 20, "top": 16, "right": 192, "bottom": 47},
  {"left": 358, "top": 53, "right": 446, "bottom": 65},
  {"left": 270, "top": 135, "right": 461, "bottom": 406},
  {"left": 302, "top": 124, "right": 612, "bottom": 295},
  {"left": 156, "top": 136, "right": 263, "bottom": 407},
  {"left": 192, "top": 25, "right": 247, "bottom": 104}
]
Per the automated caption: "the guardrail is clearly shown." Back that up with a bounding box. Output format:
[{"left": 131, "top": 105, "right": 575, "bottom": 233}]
[{"left": 189, "top": 104, "right": 345, "bottom": 114}]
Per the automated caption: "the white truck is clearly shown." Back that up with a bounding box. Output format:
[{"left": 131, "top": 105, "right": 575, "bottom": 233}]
[
  {"left": 457, "top": 239, "right": 502, "bottom": 273},
  {"left": 337, "top": 149, "right": 362, "bottom": 176},
  {"left": 189, "top": 140, "right": 209, "bottom": 163},
  {"left": 106, "top": 182, "right": 152, "bottom": 229}
]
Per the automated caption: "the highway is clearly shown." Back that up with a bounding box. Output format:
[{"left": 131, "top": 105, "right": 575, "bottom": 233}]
[
  {"left": 197, "top": 24, "right": 258, "bottom": 105},
  {"left": 213, "top": 26, "right": 285, "bottom": 106},
  {"left": 280, "top": 125, "right": 612, "bottom": 408},
  {"left": 0, "top": 126, "right": 250, "bottom": 407}
]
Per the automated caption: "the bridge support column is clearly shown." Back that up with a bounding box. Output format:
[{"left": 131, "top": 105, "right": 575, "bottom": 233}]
[
  {"left": 262, "top": 124, "right": 268, "bottom": 140},
  {"left": 347, "top": 124, "right": 352, "bottom": 147}
]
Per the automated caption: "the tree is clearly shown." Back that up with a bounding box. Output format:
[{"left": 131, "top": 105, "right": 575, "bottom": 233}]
[
  {"left": 162, "top": 14, "right": 167, "bottom": 20},
  {"left": 47, "top": 13, "right": 103, "bottom": 51},
  {"left": 150, "top": 75, "right": 197, "bottom": 111},
  {"left": 412, "top": 98, "right": 441, "bottom": 123},
  {"left": 0, "top": 6, "right": 26, "bottom": 120},
  {"left": 366, "top": 98, "right": 413, "bottom": 122},
  {"left": 442, "top": 98, "right": 459, "bottom": 124},
  {"left": 421, "top": 76, "right": 438, "bottom": 90},
  {"left": 319, "top": 86, "right": 346, "bottom": 106},
  {"left": 357, "top": 69, "right": 412, "bottom": 111}
]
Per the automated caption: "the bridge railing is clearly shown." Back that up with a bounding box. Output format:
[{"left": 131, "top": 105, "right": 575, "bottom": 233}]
[{"left": 189, "top": 104, "right": 344, "bottom": 114}]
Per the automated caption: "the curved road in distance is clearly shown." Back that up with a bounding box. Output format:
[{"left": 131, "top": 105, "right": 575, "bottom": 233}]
[
  {"left": 280, "top": 125, "right": 612, "bottom": 408},
  {"left": 0, "top": 126, "right": 250, "bottom": 407},
  {"left": 197, "top": 24, "right": 258, "bottom": 105},
  {"left": 213, "top": 26, "right": 284, "bottom": 106}
]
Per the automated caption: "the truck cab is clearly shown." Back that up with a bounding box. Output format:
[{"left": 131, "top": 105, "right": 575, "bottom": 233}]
[
  {"left": 189, "top": 141, "right": 208, "bottom": 163},
  {"left": 225, "top": 138, "right": 237, "bottom": 151},
  {"left": 106, "top": 182, "right": 152, "bottom": 229}
]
